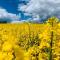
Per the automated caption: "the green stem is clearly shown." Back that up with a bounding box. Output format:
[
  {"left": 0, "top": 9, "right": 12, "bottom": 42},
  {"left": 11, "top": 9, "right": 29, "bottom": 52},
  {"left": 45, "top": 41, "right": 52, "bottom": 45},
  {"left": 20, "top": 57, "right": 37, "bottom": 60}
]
[{"left": 49, "top": 20, "right": 53, "bottom": 60}]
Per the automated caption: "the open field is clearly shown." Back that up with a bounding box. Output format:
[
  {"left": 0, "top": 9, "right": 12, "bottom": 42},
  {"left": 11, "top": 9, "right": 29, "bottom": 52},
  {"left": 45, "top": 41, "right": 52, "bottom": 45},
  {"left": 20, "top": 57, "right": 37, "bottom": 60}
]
[{"left": 0, "top": 17, "right": 60, "bottom": 60}]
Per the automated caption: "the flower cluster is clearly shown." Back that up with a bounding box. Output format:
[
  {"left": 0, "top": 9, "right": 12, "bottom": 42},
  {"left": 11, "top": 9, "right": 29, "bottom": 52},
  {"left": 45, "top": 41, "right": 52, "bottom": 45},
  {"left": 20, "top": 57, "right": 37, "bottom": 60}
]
[{"left": 0, "top": 17, "right": 59, "bottom": 60}]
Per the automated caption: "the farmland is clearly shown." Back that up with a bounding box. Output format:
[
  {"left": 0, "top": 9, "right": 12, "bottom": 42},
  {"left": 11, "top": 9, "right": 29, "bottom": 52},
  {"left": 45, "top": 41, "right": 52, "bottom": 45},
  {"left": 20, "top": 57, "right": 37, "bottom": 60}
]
[{"left": 0, "top": 17, "right": 60, "bottom": 60}]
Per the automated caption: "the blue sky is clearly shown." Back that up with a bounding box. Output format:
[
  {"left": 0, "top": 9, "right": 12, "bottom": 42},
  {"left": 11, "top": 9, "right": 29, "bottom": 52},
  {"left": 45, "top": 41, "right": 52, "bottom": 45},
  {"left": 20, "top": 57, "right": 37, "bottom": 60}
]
[
  {"left": 0, "top": 0, "right": 19, "bottom": 14},
  {"left": 0, "top": 0, "right": 60, "bottom": 23},
  {"left": 0, "top": 0, "right": 29, "bottom": 22}
]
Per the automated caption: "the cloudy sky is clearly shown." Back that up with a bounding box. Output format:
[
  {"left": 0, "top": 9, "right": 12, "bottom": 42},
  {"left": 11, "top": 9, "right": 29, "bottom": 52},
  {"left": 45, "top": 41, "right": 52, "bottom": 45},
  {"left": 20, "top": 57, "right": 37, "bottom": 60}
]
[
  {"left": 0, "top": 0, "right": 26, "bottom": 22},
  {"left": 0, "top": 0, "right": 60, "bottom": 23}
]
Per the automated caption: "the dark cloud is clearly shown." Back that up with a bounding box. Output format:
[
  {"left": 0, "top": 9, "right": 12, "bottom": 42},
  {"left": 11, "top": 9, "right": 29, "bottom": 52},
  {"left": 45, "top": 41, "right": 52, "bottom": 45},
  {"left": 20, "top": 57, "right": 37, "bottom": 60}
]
[{"left": 18, "top": 0, "right": 60, "bottom": 21}]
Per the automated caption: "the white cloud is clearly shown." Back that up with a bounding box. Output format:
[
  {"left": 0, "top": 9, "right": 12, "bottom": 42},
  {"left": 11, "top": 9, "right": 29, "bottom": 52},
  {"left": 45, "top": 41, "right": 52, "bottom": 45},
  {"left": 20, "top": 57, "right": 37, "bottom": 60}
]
[
  {"left": 24, "top": 12, "right": 32, "bottom": 16},
  {"left": 0, "top": 8, "right": 20, "bottom": 22},
  {"left": 32, "top": 15, "right": 40, "bottom": 21},
  {"left": 11, "top": 20, "right": 26, "bottom": 23},
  {"left": 11, "top": 21, "right": 22, "bottom": 23},
  {"left": 18, "top": 0, "right": 60, "bottom": 21}
]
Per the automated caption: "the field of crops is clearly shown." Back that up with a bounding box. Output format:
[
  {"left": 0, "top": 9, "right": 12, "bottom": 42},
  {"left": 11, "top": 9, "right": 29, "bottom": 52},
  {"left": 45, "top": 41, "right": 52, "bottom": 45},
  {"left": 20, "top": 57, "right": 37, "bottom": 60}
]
[{"left": 0, "top": 17, "right": 60, "bottom": 60}]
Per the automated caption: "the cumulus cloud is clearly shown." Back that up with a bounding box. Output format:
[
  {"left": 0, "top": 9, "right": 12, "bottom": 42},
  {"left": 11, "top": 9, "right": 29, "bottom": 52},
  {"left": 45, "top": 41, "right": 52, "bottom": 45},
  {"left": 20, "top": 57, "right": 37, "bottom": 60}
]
[
  {"left": 0, "top": 8, "right": 20, "bottom": 22},
  {"left": 11, "top": 20, "right": 27, "bottom": 23},
  {"left": 18, "top": 0, "right": 60, "bottom": 21}
]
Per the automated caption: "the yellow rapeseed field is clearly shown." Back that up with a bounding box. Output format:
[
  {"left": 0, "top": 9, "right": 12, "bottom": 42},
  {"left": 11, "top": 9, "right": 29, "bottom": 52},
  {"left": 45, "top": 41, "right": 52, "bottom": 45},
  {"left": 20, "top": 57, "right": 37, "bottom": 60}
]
[{"left": 0, "top": 17, "right": 60, "bottom": 60}]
